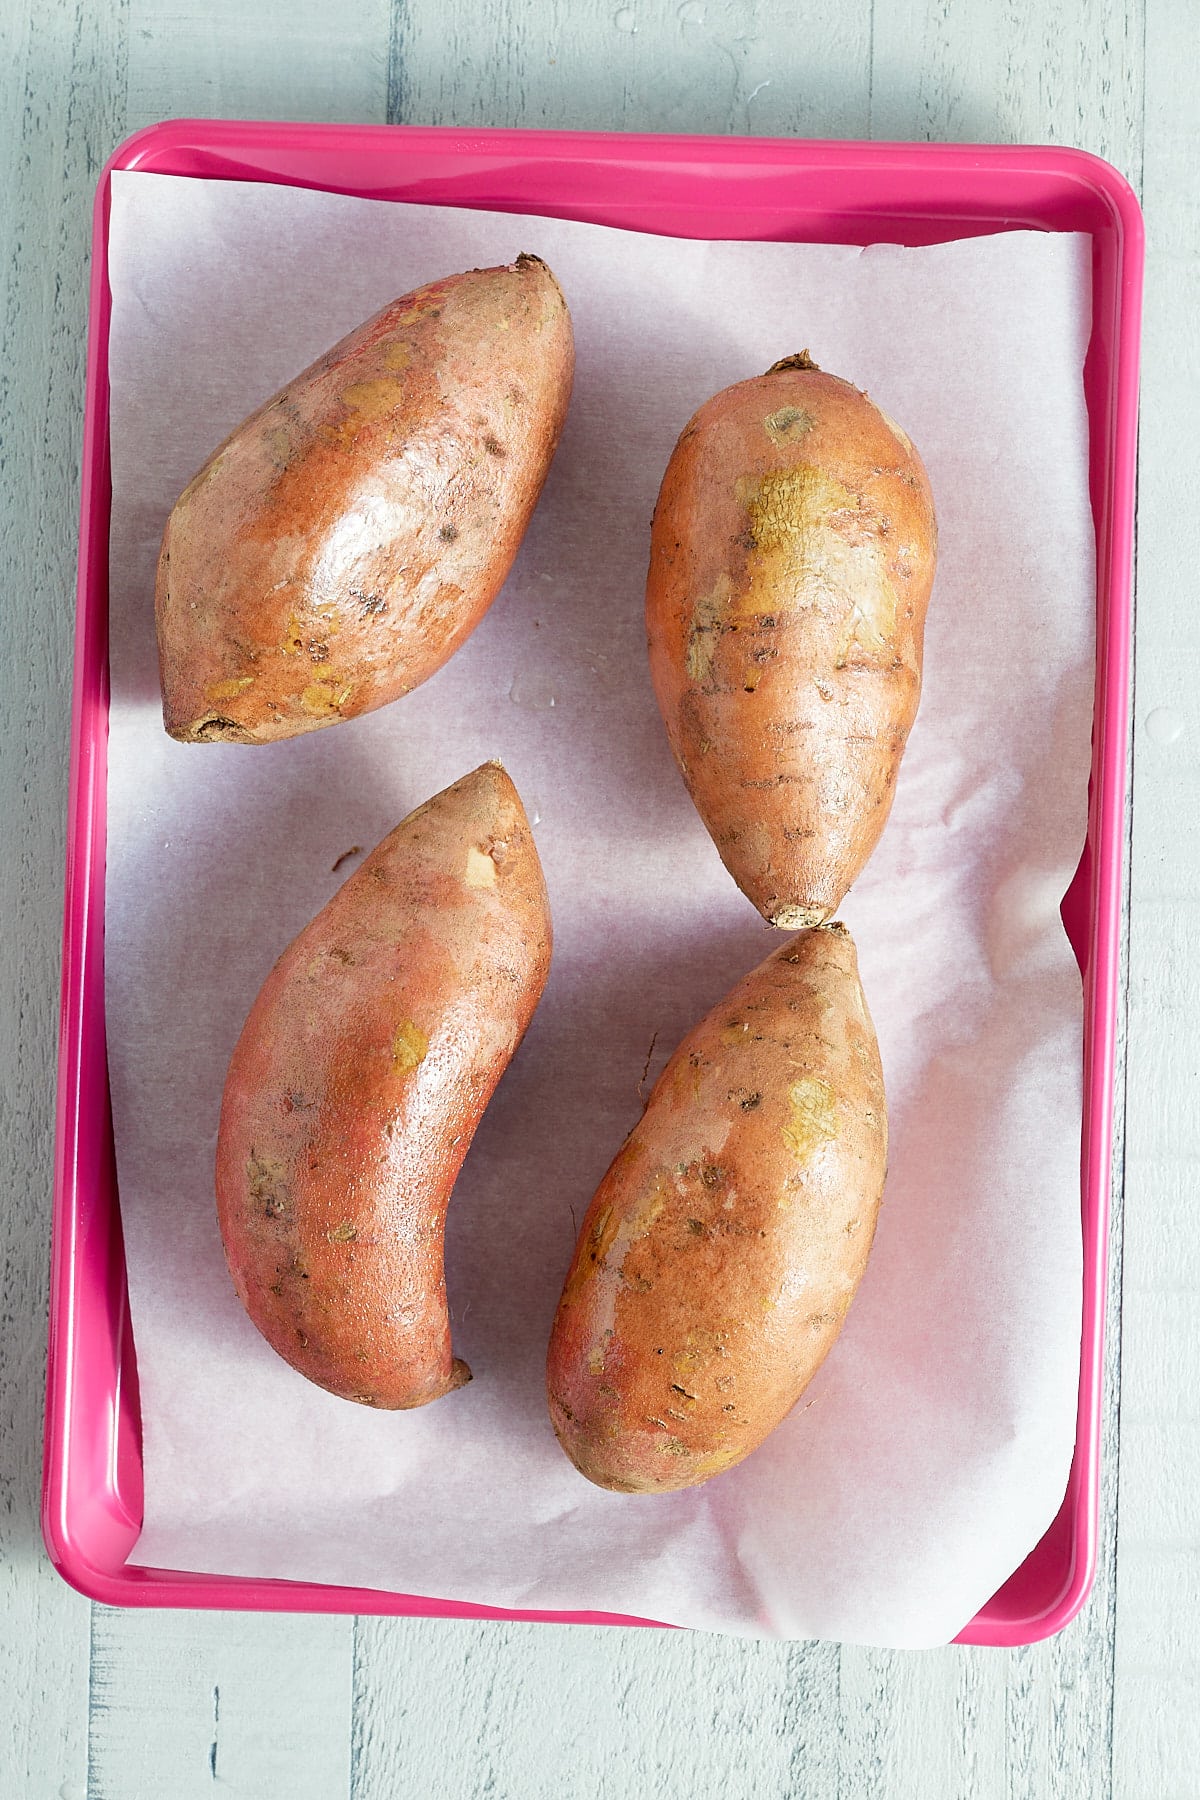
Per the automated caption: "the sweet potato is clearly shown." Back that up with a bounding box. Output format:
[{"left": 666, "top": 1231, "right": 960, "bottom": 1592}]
[
  {"left": 216, "top": 762, "right": 551, "bottom": 1408},
  {"left": 646, "top": 354, "right": 936, "bottom": 926},
  {"left": 547, "top": 923, "right": 886, "bottom": 1491},
  {"left": 157, "top": 257, "right": 574, "bottom": 743}
]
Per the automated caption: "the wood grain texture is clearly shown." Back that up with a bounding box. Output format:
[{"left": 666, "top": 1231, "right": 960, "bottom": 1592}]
[
  {"left": 1112, "top": 3, "right": 1200, "bottom": 1789},
  {"left": 0, "top": 1, "right": 128, "bottom": 1795},
  {"left": 352, "top": 1619, "right": 847, "bottom": 1799},
  {"left": 126, "top": 0, "right": 391, "bottom": 129},
  {"left": 870, "top": 0, "right": 1143, "bottom": 168},
  {"left": 389, "top": 0, "right": 874, "bottom": 137},
  {"left": 88, "top": 1609, "right": 354, "bottom": 1798}
]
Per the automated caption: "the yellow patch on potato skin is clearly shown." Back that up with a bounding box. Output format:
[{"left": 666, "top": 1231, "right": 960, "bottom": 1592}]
[
  {"left": 391, "top": 1019, "right": 429, "bottom": 1074},
  {"left": 733, "top": 464, "right": 898, "bottom": 661},
  {"left": 300, "top": 677, "right": 354, "bottom": 715},
  {"left": 205, "top": 675, "right": 255, "bottom": 702},
  {"left": 831, "top": 542, "right": 898, "bottom": 664},
  {"left": 341, "top": 378, "right": 405, "bottom": 420},
  {"left": 782, "top": 1075, "right": 838, "bottom": 1159},
  {"left": 735, "top": 463, "right": 855, "bottom": 552},
  {"left": 464, "top": 845, "right": 498, "bottom": 888}
]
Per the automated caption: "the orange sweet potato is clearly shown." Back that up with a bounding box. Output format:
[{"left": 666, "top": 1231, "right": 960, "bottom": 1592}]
[
  {"left": 646, "top": 354, "right": 936, "bottom": 926},
  {"left": 157, "top": 257, "right": 574, "bottom": 743},
  {"left": 216, "top": 762, "right": 551, "bottom": 1408},
  {"left": 547, "top": 923, "right": 886, "bottom": 1491}
]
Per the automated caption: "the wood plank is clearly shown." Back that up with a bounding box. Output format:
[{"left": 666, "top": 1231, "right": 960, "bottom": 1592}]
[
  {"left": 870, "top": 0, "right": 1144, "bottom": 174},
  {"left": 353, "top": 1619, "right": 849, "bottom": 1799},
  {"left": 1112, "top": 0, "right": 1200, "bottom": 1790},
  {"left": 126, "top": 0, "right": 391, "bottom": 129},
  {"left": 88, "top": 1609, "right": 354, "bottom": 1798},
  {"left": 387, "top": 0, "right": 874, "bottom": 137},
  {"left": 0, "top": 1, "right": 129, "bottom": 1795}
]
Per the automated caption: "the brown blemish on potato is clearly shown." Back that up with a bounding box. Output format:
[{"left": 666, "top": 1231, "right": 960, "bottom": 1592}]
[
  {"left": 730, "top": 1088, "right": 763, "bottom": 1111},
  {"left": 770, "top": 904, "right": 828, "bottom": 929},
  {"left": 327, "top": 1221, "right": 358, "bottom": 1243},
  {"left": 188, "top": 714, "right": 252, "bottom": 741},
  {"left": 265, "top": 425, "right": 292, "bottom": 466},
  {"left": 685, "top": 577, "right": 731, "bottom": 687},
  {"left": 351, "top": 588, "right": 388, "bottom": 618},
  {"left": 763, "top": 405, "right": 813, "bottom": 444},
  {"left": 247, "top": 1151, "right": 289, "bottom": 1219}
]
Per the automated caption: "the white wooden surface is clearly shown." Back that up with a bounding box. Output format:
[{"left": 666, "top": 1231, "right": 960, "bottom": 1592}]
[{"left": 0, "top": 1, "right": 1194, "bottom": 1794}]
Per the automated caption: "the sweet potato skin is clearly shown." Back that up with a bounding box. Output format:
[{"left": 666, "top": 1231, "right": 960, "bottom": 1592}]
[
  {"left": 546, "top": 923, "right": 886, "bottom": 1491},
  {"left": 216, "top": 762, "right": 551, "bottom": 1408},
  {"left": 157, "top": 257, "right": 574, "bottom": 743},
  {"left": 646, "top": 359, "right": 936, "bottom": 926}
]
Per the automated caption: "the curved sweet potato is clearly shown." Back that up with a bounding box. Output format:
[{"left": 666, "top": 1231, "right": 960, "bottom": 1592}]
[
  {"left": 216, "top": 762, "right": 551, "bottom": 1408},
  {"left": 547, "top": 923, "right": 886, "bottom": 1491},
  {"left": 646, "top": 354, "right": 936, "bottom": 926},
  {"left": 157, "top": 257, "right": 574, "bottom": 743}
]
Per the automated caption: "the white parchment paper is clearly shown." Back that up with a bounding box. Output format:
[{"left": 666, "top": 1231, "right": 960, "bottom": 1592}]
[{"left": 104, "top": 171, "right": 1093, "bottom": 1646}]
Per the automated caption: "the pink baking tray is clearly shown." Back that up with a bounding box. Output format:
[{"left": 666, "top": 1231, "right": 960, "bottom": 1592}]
[{"left": 44, "top": 121, "right": 1143, "bottom": 1646}]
